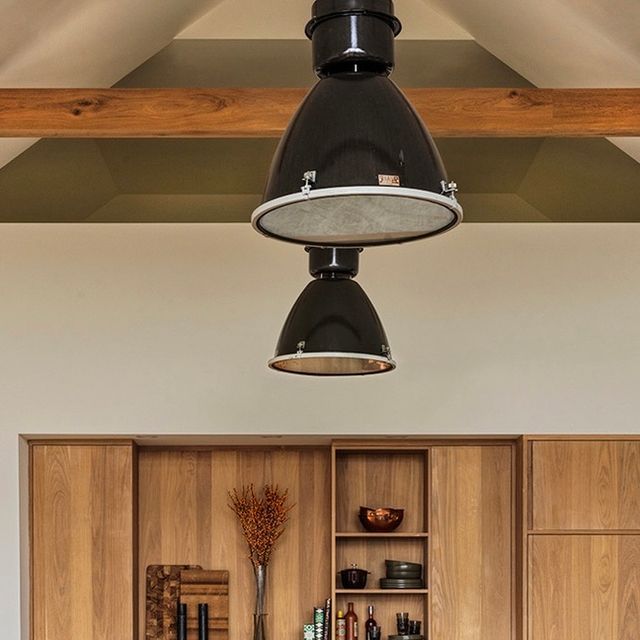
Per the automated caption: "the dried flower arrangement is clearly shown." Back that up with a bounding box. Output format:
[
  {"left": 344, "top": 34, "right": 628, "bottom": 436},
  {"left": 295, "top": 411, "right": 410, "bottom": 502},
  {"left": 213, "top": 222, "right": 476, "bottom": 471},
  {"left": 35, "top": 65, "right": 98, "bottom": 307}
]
[
  {"left": 228, "top": 484, "right": 294, "bottom": 640},
  {"left": 228, "top": 484, "right": 294, "bottom": 568}
]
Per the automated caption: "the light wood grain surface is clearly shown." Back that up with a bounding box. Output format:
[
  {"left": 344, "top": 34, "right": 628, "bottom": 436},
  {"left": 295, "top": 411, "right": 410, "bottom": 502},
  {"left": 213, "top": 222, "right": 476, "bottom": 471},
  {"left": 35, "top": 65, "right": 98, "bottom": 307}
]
[
  {"left": 335, "top": 451, "right": 426, "bottom": 533},
  {"left": 137, "top": 448, "right": 331, "bottom": 640},
  {"left": 530, "top": 535, "right": 640, "bottom": 640},
  {"left": 31, "top": 444, "right": 136, "bottom": 640},
  {"left": 430, "top": 446, "right": 513, "bottom": 640},
  {"left": 1, "top": 88, "right": 639, "bottom": 137},
  {"left": 531, "top": 441, "right": 640, "bottom": 531}
]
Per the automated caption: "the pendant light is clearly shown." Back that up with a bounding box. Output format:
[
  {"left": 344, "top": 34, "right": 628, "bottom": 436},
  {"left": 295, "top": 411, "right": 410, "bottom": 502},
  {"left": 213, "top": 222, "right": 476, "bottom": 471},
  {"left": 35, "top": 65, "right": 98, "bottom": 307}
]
[
  {"left": 269, "top": 247, "right": 395, "bottom": 375},
  {"left": 251, "top": 0, "right": 462, "bottom": 247}
]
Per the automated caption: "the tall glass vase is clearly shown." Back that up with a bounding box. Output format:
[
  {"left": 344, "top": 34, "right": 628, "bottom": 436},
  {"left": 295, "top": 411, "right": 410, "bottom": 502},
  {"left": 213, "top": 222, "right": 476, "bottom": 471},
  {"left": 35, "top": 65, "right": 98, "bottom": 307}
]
[{"left": 252, "top": 564, "right": 267, "bottom": 640}]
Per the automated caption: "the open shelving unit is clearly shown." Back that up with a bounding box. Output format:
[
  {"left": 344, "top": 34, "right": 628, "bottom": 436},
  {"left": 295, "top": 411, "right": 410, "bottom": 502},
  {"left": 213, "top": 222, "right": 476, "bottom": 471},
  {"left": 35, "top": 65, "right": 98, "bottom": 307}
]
[{"left": 331, "top": 442, "right": 431, "bottom": 637}]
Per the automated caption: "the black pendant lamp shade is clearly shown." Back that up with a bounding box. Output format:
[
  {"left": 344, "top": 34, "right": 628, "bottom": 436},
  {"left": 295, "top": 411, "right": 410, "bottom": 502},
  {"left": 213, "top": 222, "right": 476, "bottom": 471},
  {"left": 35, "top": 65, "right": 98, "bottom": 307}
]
[
  {"left": 251, "top": 0, "right": 462, "bottom": 247},
  {"left": 269, "top": 248, "right": 395, "bottom": 375}
]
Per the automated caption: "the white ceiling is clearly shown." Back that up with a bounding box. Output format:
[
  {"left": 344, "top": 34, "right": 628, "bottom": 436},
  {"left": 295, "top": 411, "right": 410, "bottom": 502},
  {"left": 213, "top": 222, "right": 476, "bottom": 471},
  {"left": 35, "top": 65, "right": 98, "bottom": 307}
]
[{"left": 0, "top": 0, "right": 638, "bottom": 167}]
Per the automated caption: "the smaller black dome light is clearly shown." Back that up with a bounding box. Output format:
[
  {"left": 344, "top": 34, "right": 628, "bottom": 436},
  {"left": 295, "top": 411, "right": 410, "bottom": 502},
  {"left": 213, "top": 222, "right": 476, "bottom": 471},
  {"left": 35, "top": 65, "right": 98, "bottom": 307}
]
[{"left": 269, "top": 247, "right": 395, "bottom": 375}]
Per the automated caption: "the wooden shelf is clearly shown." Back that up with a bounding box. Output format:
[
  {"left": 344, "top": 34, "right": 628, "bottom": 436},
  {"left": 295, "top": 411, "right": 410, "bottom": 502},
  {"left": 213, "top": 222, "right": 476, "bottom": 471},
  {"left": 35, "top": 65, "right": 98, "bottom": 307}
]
[
  {"left": 336, "top": 532, "right": 429, "bottom": 538},
  {"left": 336, "top": 589, "right": 429, "bottom": 595},
  {"left": 332, "top": 446, "right": 431, "bottom": 637}
]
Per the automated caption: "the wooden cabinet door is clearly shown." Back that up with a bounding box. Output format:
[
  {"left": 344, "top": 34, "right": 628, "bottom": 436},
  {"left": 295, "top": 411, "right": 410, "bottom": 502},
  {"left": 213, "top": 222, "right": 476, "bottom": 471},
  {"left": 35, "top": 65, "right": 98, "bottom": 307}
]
[
  {"left": 431, "top": 446, "right": 513, "bottom": 640},
  {"left": 31, "top": 443, "right": 136, "bottom": 640},
  {"left": 530, "top": 535, "right": 640, "bottom": 640},
  {"left": 531, "top": 441, "right": 640, "bottom": 531}
]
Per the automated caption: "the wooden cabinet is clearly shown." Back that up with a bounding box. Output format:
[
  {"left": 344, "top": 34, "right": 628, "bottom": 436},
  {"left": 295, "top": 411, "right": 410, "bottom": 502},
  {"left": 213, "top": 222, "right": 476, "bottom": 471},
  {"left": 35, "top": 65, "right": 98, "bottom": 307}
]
[
  {"left": 332, "top": 443, "right": 514, "bottom": 640},
  {"left": 30, "top": 443, "right": 136, "bottom": 640},
  {"left": 530, "top": 535, "right": 640, "bottom": 640},
  {"left": 29, "top": 438, "right": 518, "bottom": 639},
  {"left": 531, "top": 441, "right": 640, "bottom": 531},
  {"left": 526, "top": 438, "right": 640, "bottom": 640},
  {"left": 431, "top": 446, "right": 513, "bottom": 640}
]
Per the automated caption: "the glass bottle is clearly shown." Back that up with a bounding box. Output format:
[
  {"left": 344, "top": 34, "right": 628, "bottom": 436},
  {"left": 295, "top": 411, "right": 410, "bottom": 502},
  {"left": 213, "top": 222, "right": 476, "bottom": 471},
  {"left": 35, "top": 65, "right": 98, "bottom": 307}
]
[
  {"left": 345, "top": 602, "right": 358, "bottom": 640},
  {"left": 364, "top": 605, "right": 377, "bottom": 640},
  {"left": 336, "top": 609, "right": 346, "bottom": 639}
]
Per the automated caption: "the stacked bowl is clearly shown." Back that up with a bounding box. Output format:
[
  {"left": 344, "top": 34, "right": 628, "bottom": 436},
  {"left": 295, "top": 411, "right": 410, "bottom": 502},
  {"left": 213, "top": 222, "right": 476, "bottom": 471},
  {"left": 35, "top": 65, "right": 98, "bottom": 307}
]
[{"left": 380, "top": 560, "right": 424, "bottom": 589}]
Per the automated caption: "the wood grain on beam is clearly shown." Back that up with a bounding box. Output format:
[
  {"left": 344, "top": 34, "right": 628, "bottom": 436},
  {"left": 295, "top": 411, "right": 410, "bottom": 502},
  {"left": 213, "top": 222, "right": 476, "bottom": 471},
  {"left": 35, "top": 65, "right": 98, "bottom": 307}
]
[{"left": 0, "top": 88, "right": 638, "bottom": 138}]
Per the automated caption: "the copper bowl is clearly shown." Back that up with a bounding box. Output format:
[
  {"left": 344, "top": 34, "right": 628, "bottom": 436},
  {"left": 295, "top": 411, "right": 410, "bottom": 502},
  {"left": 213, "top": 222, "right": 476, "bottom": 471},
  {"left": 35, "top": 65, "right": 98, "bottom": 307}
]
[{"left": 358, "top": 506, "right": 404, "bottom": 532}]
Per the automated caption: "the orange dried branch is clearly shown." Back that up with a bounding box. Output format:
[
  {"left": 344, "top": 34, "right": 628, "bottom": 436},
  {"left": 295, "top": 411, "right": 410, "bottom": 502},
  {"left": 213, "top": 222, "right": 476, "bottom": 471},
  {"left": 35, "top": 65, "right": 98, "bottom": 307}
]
[{"left": 228, "top": 484, "right": 294, "bottom": 568}]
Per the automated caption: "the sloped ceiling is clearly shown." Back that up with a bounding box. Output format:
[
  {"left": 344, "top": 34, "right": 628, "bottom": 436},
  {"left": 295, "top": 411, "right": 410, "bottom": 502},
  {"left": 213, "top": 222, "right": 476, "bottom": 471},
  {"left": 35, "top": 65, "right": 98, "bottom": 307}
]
[
  {"left": 428, "top": 0, "right": 640, "bottom": 162},
  {"left": 0, "top": 0, "right": 638, "bottom": 220},
  {"left": 0, "top": 0, "right": 223, "bottom": 167}
]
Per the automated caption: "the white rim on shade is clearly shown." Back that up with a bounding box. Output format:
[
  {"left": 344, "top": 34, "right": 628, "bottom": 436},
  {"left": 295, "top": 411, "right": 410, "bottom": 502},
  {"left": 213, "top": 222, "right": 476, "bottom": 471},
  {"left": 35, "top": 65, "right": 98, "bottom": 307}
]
[
  {"left": 268, "top": 351, "right": 397, "bottom": 375},
  {"left": 251, "top": 185, "right": 463, "bottom": 246}
]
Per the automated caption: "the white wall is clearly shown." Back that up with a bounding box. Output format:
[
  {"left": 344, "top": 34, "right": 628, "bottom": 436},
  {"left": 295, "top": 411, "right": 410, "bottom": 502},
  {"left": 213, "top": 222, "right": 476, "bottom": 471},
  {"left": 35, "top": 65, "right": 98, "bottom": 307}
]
[{"left": 2, "top": 222, "right": 640, "bottom": 634}]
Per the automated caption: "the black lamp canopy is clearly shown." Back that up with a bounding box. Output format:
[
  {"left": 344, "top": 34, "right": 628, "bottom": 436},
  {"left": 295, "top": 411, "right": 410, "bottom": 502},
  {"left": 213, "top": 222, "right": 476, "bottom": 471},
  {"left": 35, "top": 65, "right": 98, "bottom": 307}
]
[
  {"left": 269, "top": 247, "right": 395, "bottom": 376},
  {"left": 251, "top": 0, "right": 462, "bottom": 248}
]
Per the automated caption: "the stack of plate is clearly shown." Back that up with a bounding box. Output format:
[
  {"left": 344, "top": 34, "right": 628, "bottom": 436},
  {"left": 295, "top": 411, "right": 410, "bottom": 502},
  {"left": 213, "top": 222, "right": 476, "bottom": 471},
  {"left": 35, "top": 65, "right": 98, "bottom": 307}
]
[{"left": 380, "top": 560, "right": 424, "bottom": 589}]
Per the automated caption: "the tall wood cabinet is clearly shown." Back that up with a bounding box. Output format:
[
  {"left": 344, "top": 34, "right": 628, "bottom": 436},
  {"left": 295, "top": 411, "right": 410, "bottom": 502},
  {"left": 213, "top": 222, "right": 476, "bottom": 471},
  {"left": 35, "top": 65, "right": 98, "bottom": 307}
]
[
  {"left": 526, "top": 439, "right": 640, "bottom": 640},
  {"left": 30, "top": 442, "right": 137, "bottom": 640},
  {"left": 431, "top": 446, "right": 513, "bottom": 640}
]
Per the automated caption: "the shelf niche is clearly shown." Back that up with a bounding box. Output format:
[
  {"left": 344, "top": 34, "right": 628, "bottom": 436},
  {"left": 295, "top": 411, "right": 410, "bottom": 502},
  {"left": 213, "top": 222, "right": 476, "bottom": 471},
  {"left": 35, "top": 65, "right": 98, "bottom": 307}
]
[{"left": 332, "top": 447, "right": 430, "bottom": 637}]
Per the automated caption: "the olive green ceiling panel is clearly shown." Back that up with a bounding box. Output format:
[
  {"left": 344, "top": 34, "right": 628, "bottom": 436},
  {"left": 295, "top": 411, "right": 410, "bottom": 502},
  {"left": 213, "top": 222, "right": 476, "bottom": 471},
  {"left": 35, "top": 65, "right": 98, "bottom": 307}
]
[{"left": 116, "top": 40, "right": 532, "bottom": 89}]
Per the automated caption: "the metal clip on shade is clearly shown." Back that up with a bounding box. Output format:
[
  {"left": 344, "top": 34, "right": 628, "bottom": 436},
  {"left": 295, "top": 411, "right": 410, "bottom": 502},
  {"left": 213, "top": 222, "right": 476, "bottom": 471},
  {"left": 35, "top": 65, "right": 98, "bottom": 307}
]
[
  {"left": 269, "top": 247, "right": 396, "bottom": 375},
  {"left": 251, "top": 0, "right": 462, "bottom": 247}
]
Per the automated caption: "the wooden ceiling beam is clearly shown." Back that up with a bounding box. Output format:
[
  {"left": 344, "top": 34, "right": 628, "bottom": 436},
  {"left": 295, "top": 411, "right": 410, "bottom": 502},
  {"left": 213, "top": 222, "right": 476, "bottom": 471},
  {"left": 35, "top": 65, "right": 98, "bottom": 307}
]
[{"left": 0, "top": 88, "right": 638, "bottom": 138}]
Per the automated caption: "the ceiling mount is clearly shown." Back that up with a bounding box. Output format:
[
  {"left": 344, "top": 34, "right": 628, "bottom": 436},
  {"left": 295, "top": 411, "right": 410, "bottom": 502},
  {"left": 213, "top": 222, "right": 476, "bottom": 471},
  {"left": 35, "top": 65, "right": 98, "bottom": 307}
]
[
  {"left": 251, "top": 0, "right": 462, "bottom": 248},
  {"left": 305, "top": 0, "right": 401, "bottom": 77}
]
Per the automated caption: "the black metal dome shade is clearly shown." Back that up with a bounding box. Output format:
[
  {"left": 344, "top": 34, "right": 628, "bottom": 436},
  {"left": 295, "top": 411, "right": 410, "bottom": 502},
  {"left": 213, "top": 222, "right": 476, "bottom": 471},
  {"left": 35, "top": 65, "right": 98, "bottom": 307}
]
[
  {"left": 251, "top": 0, "right": 462, "bottom": 248},
  {"left": 269, "top": 247, "right": 395, "bottom": 375}
]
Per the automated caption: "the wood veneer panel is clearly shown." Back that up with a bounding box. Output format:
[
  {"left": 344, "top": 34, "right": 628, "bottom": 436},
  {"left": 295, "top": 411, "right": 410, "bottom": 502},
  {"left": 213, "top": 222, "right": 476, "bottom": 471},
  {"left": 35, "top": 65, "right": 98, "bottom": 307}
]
[
  {"left": 335, "top": 452, "right": 425, "bottom": 533},
  {"left": 138, "top": 448, "right": 331, "bottom": 640},
  {"left": 31, "top": 444, "right": 136, "bottom": 640},
  {"left": 530, "top": 535, "right": 640, "bottom": 640},
  {"left": 1, "top": 88, "right": 639, "bottom": 138},
  {"left": 531, "top": 441, "right": 640, "bottom": 531},
  {"left": 431, "top": 446, "right": 512, "bottom": 640}
]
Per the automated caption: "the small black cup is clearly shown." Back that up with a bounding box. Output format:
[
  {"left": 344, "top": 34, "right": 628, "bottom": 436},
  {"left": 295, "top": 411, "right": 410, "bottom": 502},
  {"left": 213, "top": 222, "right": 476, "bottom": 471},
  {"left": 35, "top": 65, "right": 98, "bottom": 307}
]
[
  {"left": 396, "top": 612, "right": 409, "bottom": 634},
  {"left": 408, "top": 620, "right": 421, "bottom": 635}
]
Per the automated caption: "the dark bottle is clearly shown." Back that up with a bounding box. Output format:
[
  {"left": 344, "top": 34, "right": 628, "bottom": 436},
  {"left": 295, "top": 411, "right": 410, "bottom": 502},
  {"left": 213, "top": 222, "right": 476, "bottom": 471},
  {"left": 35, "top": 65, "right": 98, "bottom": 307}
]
[
  {"left": 177, "top": 602, "right": 187, "bottom": 640},
  {"left": 364, "top": 605, "right": 377, "bottom": 640},
  {"left": 198, "top": 603, "right": 209, "bottom": 640},
  {"left": 345, "top": 602, "right": 359, "bottom": 640}
]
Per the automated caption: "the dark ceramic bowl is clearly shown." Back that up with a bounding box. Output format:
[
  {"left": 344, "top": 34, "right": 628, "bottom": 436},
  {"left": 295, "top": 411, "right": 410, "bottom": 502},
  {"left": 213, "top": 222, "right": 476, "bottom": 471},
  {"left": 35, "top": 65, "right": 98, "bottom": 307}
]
[
  {"left": 358, "top": 506, "right": 404, "bottom": 532},
  {"left": 339, "top": 566, "right": 370, "bottom": 589},
  {"left": 386, "top": 568, "right": 422, "bottom": 579},
  {"left": 385, "top": 560, "right": 422, "bottom": 571}
]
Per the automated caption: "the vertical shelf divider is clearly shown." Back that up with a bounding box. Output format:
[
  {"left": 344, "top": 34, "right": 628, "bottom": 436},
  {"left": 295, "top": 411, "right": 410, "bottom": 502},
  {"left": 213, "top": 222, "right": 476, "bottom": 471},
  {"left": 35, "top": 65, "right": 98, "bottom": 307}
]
[
  {"left": 425, "top": 448, "right": 432, "bottom": 640},
  {"left": 331, "top": 443, "right": 337, "bottom": 633}
]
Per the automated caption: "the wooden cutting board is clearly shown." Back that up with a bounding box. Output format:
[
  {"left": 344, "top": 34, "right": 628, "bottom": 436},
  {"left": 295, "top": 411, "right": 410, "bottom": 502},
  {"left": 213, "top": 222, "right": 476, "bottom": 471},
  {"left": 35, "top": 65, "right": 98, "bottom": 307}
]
[
  {"left": 146, "top": 565, "right": 229, "bottom": 640},
  {"left": 179, "top": 569, "right": 229, "bottom": 640}
]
